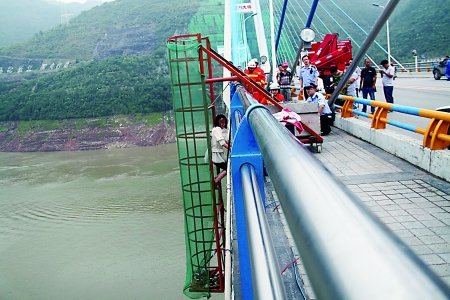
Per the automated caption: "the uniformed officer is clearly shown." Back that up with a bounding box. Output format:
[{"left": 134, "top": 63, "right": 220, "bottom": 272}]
[
  {"left": 298, "top": 55, "right": 319, "bottom": 100},
  {"left": 305, "top": 83, "right": 333, "bottom": 136}
]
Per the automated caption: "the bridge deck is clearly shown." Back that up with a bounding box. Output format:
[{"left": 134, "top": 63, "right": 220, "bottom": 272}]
[{"left": 232, "top": 127, "right": 450, "bottom": 299}]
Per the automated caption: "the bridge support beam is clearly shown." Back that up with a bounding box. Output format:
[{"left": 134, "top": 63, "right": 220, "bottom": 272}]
[{"left": 230, "top": 102, "right": 266, "bottom": 300}]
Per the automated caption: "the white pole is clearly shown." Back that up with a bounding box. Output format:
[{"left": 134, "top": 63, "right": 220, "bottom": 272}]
[
  {"left": 386, "top": 19, "right": 391, "bottom": 64},
  {"left": 269, "top": 0, "right": 277, "bottom": 83},
  {"left": 243, "top": 22, "right": 249, "bottom": 64},
  {"left": 243, "top": 13, "right": 257, "bottom": 65},
  {"left": 415, "top": 55, "right": 418, "bottom": 72},
  {"left": 373, "top": 3, "right": 394, "bottom": 66},
  {"left": 252, "top": 0, "right": 270, "bottom": 74},
  {"left": 222, "top": 0, "right": 231, "bottom": 108}
]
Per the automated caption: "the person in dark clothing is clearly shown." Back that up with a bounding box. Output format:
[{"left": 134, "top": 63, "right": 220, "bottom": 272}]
[
  {"left": 277, "top": 62, "right": 293, "bottom": 102},
  {"left": 359, "top": 58, "right": 377, "bottom": 113}
]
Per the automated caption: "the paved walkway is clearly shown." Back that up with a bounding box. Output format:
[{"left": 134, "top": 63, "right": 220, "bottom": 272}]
[{"left": 265, "top": 127, "right": 450, "bottom": 299}]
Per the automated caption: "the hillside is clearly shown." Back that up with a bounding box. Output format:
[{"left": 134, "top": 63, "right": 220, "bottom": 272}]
[
  {"left": 0, "top": 0, "right": 196, "bottom": 60},
  {"left": 389, "top": 0, "right": 449, "bottom": 61},
  {"left": 0, "top": 0, "right": 204, "bottom": 122},
  {"left": 275, "top": 0, "right": 449, "bottom": 64},
  {"left": 323, "top": 0, "right": 450, "bottom": 61},
  {"left": 0, "top": 0, "right": 446, "bottom": 124},
  {"left": 0, "top": 0, "right": 105, "bottom": 48}
]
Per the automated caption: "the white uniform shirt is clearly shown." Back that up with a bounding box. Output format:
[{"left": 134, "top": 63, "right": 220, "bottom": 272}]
[
  {"left": 347, "top": 71, "right": 359, "bottom": 95},
  {"left": 307, "top": 92, "right": 332, "bottom": 115},
  {"left": 382, "top": 65, "right": 395, "bottom": 86},
  {"left": 210, "top": 127, "right": 228, "bottom": 164},
  {"left": 298, "top": 65, "right": 319, "bottom": 87}
]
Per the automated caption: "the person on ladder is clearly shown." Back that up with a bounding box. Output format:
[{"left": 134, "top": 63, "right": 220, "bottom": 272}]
[{"left": 210, "top": 114, "right": 229, "bottom": 184}]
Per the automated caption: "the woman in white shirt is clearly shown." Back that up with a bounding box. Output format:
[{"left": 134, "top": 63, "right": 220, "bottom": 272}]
[{"left": 211, "top": 114, "right": 229, "bottom": 183}]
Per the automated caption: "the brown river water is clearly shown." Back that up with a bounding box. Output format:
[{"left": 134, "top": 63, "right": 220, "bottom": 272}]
[{"left": 0, "top": 144, "right": 191, "bottom": 299}]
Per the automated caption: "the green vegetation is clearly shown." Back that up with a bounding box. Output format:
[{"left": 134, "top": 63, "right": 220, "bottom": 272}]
[
  {"left": 1, "top": 0, "right": 444, "bottom": 125},
  {"left": 133, "top": 113, "right": 163, "bottom": 126},
  {"left": 274, "top": 0, "right": 449, "bottom": 63},
  {"left": 0, "top": 55, "right": 171, "bottom": 121},
  {"left": 324, "top": 0, "right": 450, "bottom": 62},
  {"left": 8, "top": 113, "right": 164, "bottom": 137},
  {"left": 0, "top": 0, "right": 103, "bottom": 48},
  {"left": 188, "top": 0, "right": 225, "bottom": 50},
  {"left": 1, "top": 0, "right": 200, "bottom": 60},
  {"left": 0, "top": 0, "right": 202, "bottom": 122},
  {"left": 388, "top": 0, "right": 449, "bottom": 61},
  {"left": 16, "top": 120, "right": 61, "bottom": 136}
]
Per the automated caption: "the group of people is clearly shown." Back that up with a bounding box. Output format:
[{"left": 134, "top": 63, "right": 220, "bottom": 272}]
[
  {"left": 210, "top": 56, "right": 398, "bottom": 183},
  {"left": 246, "top": 54, "right": 399, "bottom": 134}
]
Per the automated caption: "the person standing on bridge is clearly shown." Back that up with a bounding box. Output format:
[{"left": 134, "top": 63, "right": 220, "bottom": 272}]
[
  {"left": 305, "top": 83, "right": 333, "bottom": 136},
  {"left": 244, "top": 60, "right": 267, "bottom": 104},
  {"left": 360, "top": 58, "right": 377, "bottom": 114},
  {"left": 277, "top": 62, "right": 292, "bottom": 102},
  {"left": 348, "top": 58, "right": 361, "bottom": 96},
  {"left": 380, "top": 59, "right": 395, "bottom": 107},
  {"left": 298, "top": 55, "right": 319, "bottom": 100},
  {"left": 344, "top": 64, "right": 360, "bottom": 111}
]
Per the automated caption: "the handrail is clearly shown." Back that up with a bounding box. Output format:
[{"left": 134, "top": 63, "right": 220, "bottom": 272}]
[
  {"left": 240, "top": 163, "right": 287, "bottom": 300},
  {"left": 338, "top": 95, "right": 450, "bottom": 149},
  {"left": 234, "top": 85, "right": 450, "bottom": 299}
]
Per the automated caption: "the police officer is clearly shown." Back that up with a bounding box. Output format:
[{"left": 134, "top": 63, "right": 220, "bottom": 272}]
[
  {"left": 298, "top": 55, "right": 319, "bottom": 100},
  {"left": 305, "top": 83, "right": 333, "bottom": 136}
]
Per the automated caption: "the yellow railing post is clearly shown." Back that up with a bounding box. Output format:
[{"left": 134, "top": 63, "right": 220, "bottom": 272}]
[
  {"left": 371, "top": 106, "right": 389, "bottom": 129},
  {"left": 423, "top": 119, "right": 450, "bottom": 150},
  {"left": 341, "top": 95, "right": 354, "bottom": 118}
]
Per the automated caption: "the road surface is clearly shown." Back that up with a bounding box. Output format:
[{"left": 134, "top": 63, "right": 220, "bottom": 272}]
[{"left": 363, "top": 76, "right": 450, "bottom": 140}]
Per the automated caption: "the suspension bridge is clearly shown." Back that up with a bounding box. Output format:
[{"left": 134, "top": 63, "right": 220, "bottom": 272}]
[{"left": 167, "top": 0, "right": 450, "bottom": 299}]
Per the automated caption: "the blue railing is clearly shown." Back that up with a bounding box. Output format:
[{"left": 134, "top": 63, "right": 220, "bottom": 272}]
[{"left": 229, "top": 84, "right": 450, "bottom": 300}]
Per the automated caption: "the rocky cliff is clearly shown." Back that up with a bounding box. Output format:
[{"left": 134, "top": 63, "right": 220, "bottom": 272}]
[{"left": 0, "top": 116, "right": 176, "bottom": 152}]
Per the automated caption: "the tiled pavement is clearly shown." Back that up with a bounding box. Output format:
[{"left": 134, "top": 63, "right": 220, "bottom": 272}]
[{"left": 267, "top": 127, "right": 450, "bottom": 299}]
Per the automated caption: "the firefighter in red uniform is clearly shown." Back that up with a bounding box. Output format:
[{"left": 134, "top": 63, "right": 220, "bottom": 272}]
[
  {"left": 244, "top": 60, "right": 267, "bottom": 104},
  {"left": 252, "top": 58, "right": 266, "bottom": 80},
  {"left": 269, "top": 83, "right": 284, "bottom": 103}
]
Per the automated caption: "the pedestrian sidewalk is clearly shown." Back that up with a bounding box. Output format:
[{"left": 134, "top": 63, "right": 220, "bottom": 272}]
[{"left": 267, "top": 127, "right": 450, "bottom": 299}]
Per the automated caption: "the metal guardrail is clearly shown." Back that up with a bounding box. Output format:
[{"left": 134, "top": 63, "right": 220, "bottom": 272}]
[
  {"left": 240, "top": 163, "right": 287, "bottom": 300},
  {"left": 231, "top": 84, "right": 450, "bottom": 299},
  {"left": 338, "top": 95, "right": 450, "bottom": 150}
]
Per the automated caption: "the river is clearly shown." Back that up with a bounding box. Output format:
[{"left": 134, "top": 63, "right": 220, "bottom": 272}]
[{"left": 0, "top": 144, "right": 190, "bottom": 299}]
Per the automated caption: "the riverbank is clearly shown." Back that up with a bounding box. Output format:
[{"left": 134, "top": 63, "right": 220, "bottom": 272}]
[{"left": 0, "top": 113, "right": 176, "bottom": 152}]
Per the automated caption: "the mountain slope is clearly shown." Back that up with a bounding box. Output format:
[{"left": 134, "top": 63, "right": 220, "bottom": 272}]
[
  {"left": 320, "top": 0, "right": 450, "bottom": 61},
  {"left": 0, "top": 0, "right": 196, "bottom": 60},
  {"left": 0, "top": 0, "right": 104, "bottom": 48},
  {"left": 0, "top": 0, "right": 445, "bottom": 123},
  {"left": 0, "top": 0, "right": 202, "bottom": 121}
]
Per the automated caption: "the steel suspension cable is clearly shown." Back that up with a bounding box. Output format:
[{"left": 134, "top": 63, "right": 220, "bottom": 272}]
[
  {"left": 315, "top": 1, "right": 380, "bottom": 68},
  {"left": 297, "top": 0, "right": 333, "bottom": 34},
  {"left": 261, "top": 0, "right": 293, "bottom": 64},
  {"left": 327, "top": 0, "right": 405, "bottom": 69},
  {"left": 272, "top": 0, "right": 300, "bottom": 62}
]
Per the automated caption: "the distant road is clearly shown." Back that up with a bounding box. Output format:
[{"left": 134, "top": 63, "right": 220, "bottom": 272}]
[
  {"left": 391, "top": 77, "right": 450, "bottom": 109},
  {"left": 356, "top": 77, "right": 450, "bottom": 140}
]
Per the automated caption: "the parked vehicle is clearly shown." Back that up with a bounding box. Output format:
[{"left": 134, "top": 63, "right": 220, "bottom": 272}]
[{"left": 432, "top": 61, "right": 447, "bottom": 80}]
